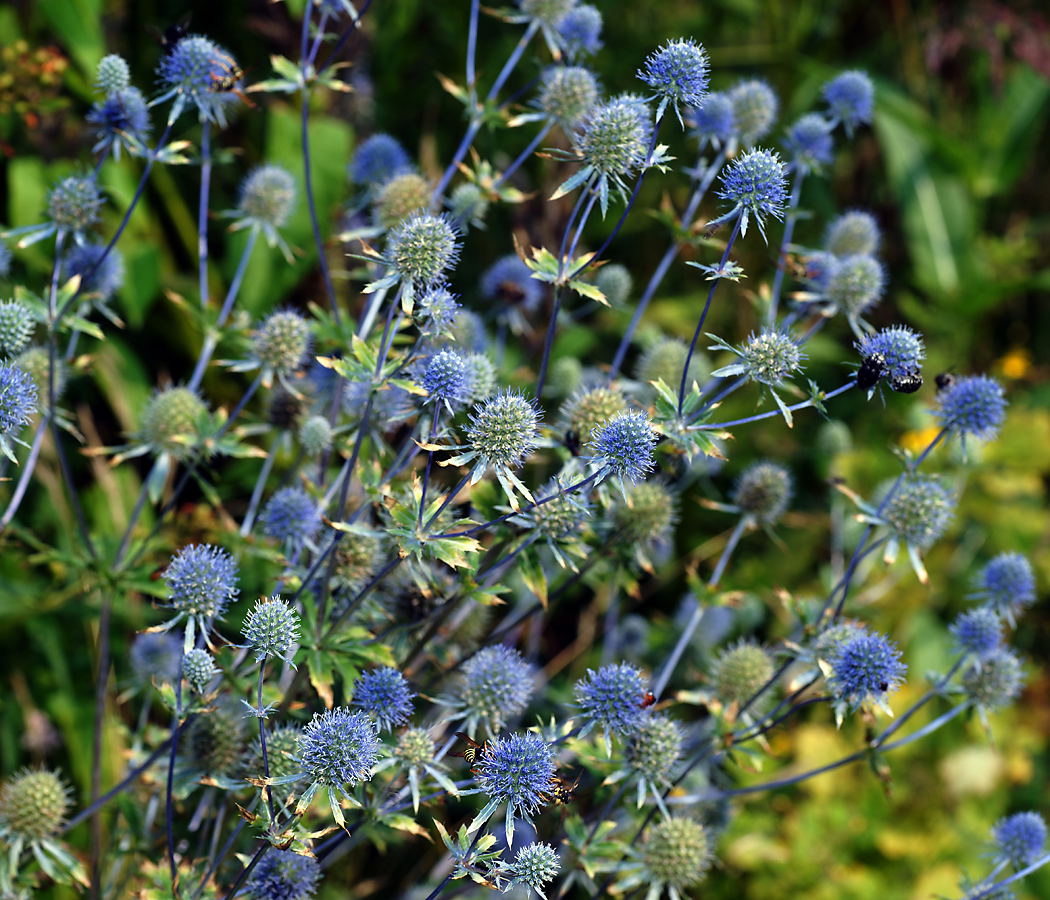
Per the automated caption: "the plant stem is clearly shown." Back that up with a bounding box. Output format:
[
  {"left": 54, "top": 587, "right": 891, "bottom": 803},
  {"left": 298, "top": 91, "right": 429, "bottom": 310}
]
[
  {"left": 198, "top": 120, "right": 212, "bottom": 311},
  {"left": 241, "top": 437, "right": 280, "bottom": 536}
]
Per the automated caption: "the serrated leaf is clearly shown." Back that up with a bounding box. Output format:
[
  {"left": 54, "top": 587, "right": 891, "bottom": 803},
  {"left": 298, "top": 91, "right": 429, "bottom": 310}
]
[
  {"left": 568, "top": 278, "right": 608, "bottom": 305},
  {"left": 382, "top": 814, "right": 432, "bottom": 839}
]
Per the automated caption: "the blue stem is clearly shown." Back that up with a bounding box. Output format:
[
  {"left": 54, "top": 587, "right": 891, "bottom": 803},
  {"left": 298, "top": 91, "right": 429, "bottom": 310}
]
[
  {"left": 198, "top": 120, "right": 212, "bottom": 310},
  {"left": 534, "top": 286, "right": 565, "bottom": 398},
  {"left": 493, "top": 121, "right": 552, "bottom": 190},
  {"left": 694, "top": 381, "right": 855, "bottom": 429}
]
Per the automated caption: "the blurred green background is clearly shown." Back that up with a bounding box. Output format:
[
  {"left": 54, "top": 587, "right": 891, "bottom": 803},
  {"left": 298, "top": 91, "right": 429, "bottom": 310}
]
[{"left": 1, "top": 0, "right": 1049, "bottom": 898}]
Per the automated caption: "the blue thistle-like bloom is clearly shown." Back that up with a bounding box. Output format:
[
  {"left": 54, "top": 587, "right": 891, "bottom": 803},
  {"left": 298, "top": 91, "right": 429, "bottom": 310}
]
[
  {"left": 155, "top": 35, "right": 242, "bottom": 126},
  {"left": 574, "top": 94, "right": 653, "bottom": 215},
  {"left": 729, "top": 79, "right": 779, "bottom": 146},
  {"left": 95, "top": 54, "right": 131, "bottom": 93},
  {"left": 687, "top": 91, "right": 735, "bottom": 149},
  {"left": 882, "top": 476, "right": 955, "bottom": 552},
  {"left": 935, "top": 374, "right": 1007, "bottom": 444},
  {"left": 417, "top": 286, "right": 461, "bottom": 339},
  {"left": 507, "top": 842, "right": 561, "bottom": 898},
  {"left": 61, "top": 242, "right": 125, "bottom": 303},
  {"left": 236, "top": 165, "right": 297, "bottom": 233},
  {"left": 822, "top": 70, "right": 874, "bottom": 136},
  {"left": 463, "top": 389, "right": 541, "bottom": 499},
  {"left": 0, "top": 302, "right": 34, "bottom": 358},
  {"left": 637, "top": 38, "right": 709, "bottom": 126},
  {"left": 481, "top": 254, "right": 543, "bottom": 318},
  {"left": 962, "top": 647, "right": 1025, "bottom": 718},
  {"left": 475, "top": 731, "right": 555, "bottom": 844},
  {"left": 971, "top": 552, "right": 1037, "bottom": 625},
  {"left": 87, "top": 87, "right": 152, "bottom": 160},
  {"left": 950, "top": 608, "right": 1002, "bottom": 660},
  {"left": 824, "top": 253, "right": 886, "bottom": 330},
  {"left": 260, "top": 486, "right": 323, "bottom": 551},
  {"left": 718, "top": 327, "right": 805, "bottom": 388},
  {"left": 454, "top": 645, "right": 535, "bottom": 737},
  {"left": 574, "top": 663, "right": 647, "bottom": 754},
  {"left": 349, "top": 133, "right": 412, "bottom": 188},
  {"left": 783, "top": 113, "right": 833, "bottom": 172},
  {"left": 732, "top": 461, "right": 793, "bottom": 525},
  {"left": 297, "top": 707, "right": 381, "bottom": 789},
  {"left": 182, "top": 648, "right": 219, "bottom": 693},
  {"left": 827, "top": 631, "right": 906, "bottom": 719},
  {"left": 992, "top": 812, "right": 1047, "bottom": 870},
  {"left": 244, "top": 848, "right": 322, "bottom": 900},
  {"left": 387, "top": 211, "right": 460, "bottom": 288},
  {"left": 162, "top": 543, "right": 239, "bottom": 649},
  {"left": 130, "top": 631, "right": 183, "bottom": 685},
  {"left": 422, "top": 348, "right": 470, "bottom": 411},
  {"left": 587, "top": 410, "right": 657, "bottom": 495},
  {"left": 558, "top": 5, "right": 602, "bottom": 60},
  {"left": 715, "top": 148, "right": 788, "bottom": 240},
  {"left": 463, "top": 353, "right": 497, "bottom": 406},
  {"left": 624, "top": 714, "right": 684, "bottom": 791},
  {"left": 353, "top": 667, "right": 416, "bottom": 732},
  {"left": 242, "top": 596, "right": 300, "bottom": 666},
  {"left": 825, "top": 210, "right": 881, "bottom": 257},
  {"left": 48, "top": 174, "right": 104, "bottom": 237},
  {"left": 536, "top": 65, "right": 600, "bottom": 129},
  {"left": 854, "top": 326, "right": 925, "bottom": 391}
]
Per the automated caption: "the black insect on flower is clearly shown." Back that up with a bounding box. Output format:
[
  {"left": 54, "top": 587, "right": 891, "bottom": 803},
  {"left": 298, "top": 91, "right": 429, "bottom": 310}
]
[
  {"left": 890, "top": 369, "right": 923, "bottom": 394},
  {"left": 544, "top": 770, "right": 581, "bottom": 806},
  {"left": 452, "top": 731, "right": 491, "bottom": 773},
  {"left": 146, "top": 12, "right": 192, "bottom": 56},
  {"left": 935, "top": 372, "right": 956, "bottom": 392},
  {"left": 855, "top": 351, "right": 887, "bottom": 391},
  {"left": 564, "top": 429, "right": 582, "bottom": 456}
]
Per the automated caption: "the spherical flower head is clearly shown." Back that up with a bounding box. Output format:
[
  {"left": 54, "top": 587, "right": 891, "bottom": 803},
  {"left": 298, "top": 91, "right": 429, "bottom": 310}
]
[
  {"left": 87, "top": 87, "right": 152, "bottom": 157},
  {"left": 508, "top": 842, "right": 561, "bottom": 897},
  {"left": 238, "top": 165, "right": 297, "bottom": 230},
  {"left": 537, "top": 66, "right": 600, "bottom": 128},
  {"left": 61, "top": 241, "right": 125, "bottom": 303},
  {"left": 992, "top": 812, "right": 1047, "bottom": 870},
  {"left": 96, "top": 54, "right": 130, "bottom": 93},
  {"left": 387, "top": 211, "right": 460, "bottom": 286},
  {"left": 637, "top": 38, "right": 709, "bottom": 125},
  {"left": 298, "top": 708, "right": 380, "bottom": 788},
  {"left": 448, "top": 309, "right": 487, "bottom": 354},
  {"left": 625, "top": 715, "right": 683, "bottom": 784},
  {"left": 817, "top": 419, "right": 853, "bottom": 458},
  {"left": 961, "top": 647, "right": 1024, "bottom": 713},
  {"left": 711, "top": 641, "right": 775, "bottom": 712},
  {"left": 186, "top": 698, "right": 248, "bottom": 776},
  {"left": 130, "top": 631, "right": 183, "bottom": 684},
  {"left": 729, "top": 79, "right": 779, "bottom": 146},
  {"left": 825, "top": 210, "right": 881, "bottom": 257},
  {"left": 242, "top": 596, "right": 300, "bottom": 665},
  {"left": 423, "top": 348, "right": 470, "bottom": 409},
  {"left": 687, "top": 92, "right": 734, "bottom": 150},
  {"left": 476, "top": 731, "right": 555, "bottom": 819},
  {"left": 458, "top": 645, "right": 535, "bottom": 735},
  {"left": 574, "top": 663, "right": 646, "bottom": 745},
  {"left": 182, "top": 648, "right": 219, "bottom": 693},
  {"left": 0, "top": 769, "right": 71, "bottom": 843},
  {"left": 349, "top": 133, "right": 412, "bottom": 188},
  {"left": 466, "top": 390, "right": 541, "bottom": 476},
  {"left": 245, "top": 848, "right": 321, "bottom": 900},
  {"left": 783, "top": 113, "right": 833, "bottom": 171},
  {"left": 619, "top": 615, "right": 650, "bottom": 659},
  {"left": 260, "top": 486, "right": 323, "bottom": 550},
  {"left": 635, "top": 337, "right": 708, "bottom": 399},
  {"left": 593, "top": 263, "right": 632, "bottom": 307},
  {"left": 547, "top": 356, "right": 583, "bottom": 397},
  {"left": 587, "top": 410, "right": 657, "bottom": 490},
  {"left": 613, "top": 481, "right": 677, "bottom": 547},
  {"left": 139, "top": 386, "right": 207, "bottom": 460},
  {"left": 812, "top": 620, "right": 867, "bottom": 663},
  {"left": 822, "top": 70, "right": 874, "bottom": 136},
  {"left": 532, "top": 477, "right": 590, "bottom": 542},
  {"left": 855, "top": 326, "right": 925, "bottom": 386},
  {"left": 577, "top": 94, "right": 652, "bottom": 179},
  {"left": 298, "top": 415, "right": 333, "bottom": 455},
  {"left": 803, "top": 250, "right": 838, "bottom": 292},
  {"left": 882, "top": 476, "right": 955, "bottom": 551},
  {"left": 519, "top": 0, "right": 576, "bottom": 27},
  {"left": 828, "top": 631, "right": 906, "bottom": 715},
  {"left": 463, "top": 353, "right": 497, "bottom": 406},
  {"left": 558, "top": 5, "right": 602, "bottom": 59},
  {"left": 971, "top": 552, "right": 1036, "bottom": 623},
  {"left": 163, "top": 543, "right": 239, "bottom": 621},
  {"left": 935, "top": 374, "right": 1007, "bottom": 443},
  {"left": 157, "top": 35, "right": 241, "bottom": 126},
  {"left": 417, "top": 286, "right": 461, "bottom": 336},
  {"left": 825, "top": 253, "right": 885, "bottom": 319},
  {"left": 560, "top": 385, "right": 627, "bottom": 446},
  {"left": 448, "top": 181, "right": 489, "bottom": 227},
  {"left": 394, "top": 727, "right": 436, "bottom": 768},
  {"left": 738, "top": 328, "right": 804, "bottom": 387},
  {"left": 353, "top": 667, "right": 416, "bottom": 732},
  {"left": 950, "top": 608, "right": 1002, "bottom": 660},
  {"left": 641, "top": 817, "right": 712, "bottom": 892},
  {"left": 47, "top": 174, "right": 104, "bottom": 234},
  {"left": 254, "top": 310, "right": 312, "bottom": 379},
  {"left": 481, "top": 254, "right": 543, "bottom": 314},
  {"left": 717, "top": 148, "right": 788, "bottom": 239},
  {"left": 0, "top": 301, "right": 34, "bottom": 358},
  {"left": 250, "top": 726, "right": 301, "bottom": 804},
  {"left": 376, "top": 173, "right": 431, "bottom": 230}
]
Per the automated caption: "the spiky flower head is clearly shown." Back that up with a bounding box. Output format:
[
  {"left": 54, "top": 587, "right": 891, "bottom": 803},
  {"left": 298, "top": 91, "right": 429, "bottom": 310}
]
[
  {"left": 87, "top": 87, "right": 152, "bottom": 159},
  {"left": 637, "top": 38, "right": 709, "bottom": 125},
  {"left": 47, "top": 174, "right": 104, "bottom": 235},
  {"left": 353, "top": 667, "right": 416, "bottom": 732},
  {"left": 0, "top": 302, "right": 34, "bottom": 358},
  {"left": 635, "top": 337, "right": 708, "bottom": 399},
  {"left": 130, "top": 631, "right": 183, "bottom": 685},
  {"left": 783, "top": 113, "right": 833, "bottom": 172},
  {"left": 298, "top": 708, "right": 381, "bottom": 788},
  {"left": 376, "top": 173, "right": 432, "bottom": 230},
  {"left": 855, "top": 326, "right": 925, "bottom": 388},
  {"left": 574, "top": 663, "right": 646, "bottom": 752},
  {"left": 163, "top": 543, "right": 239, "bottom": 627},
  {"left": 182, "top": 648, "right": 219, "bottom": 693},
  {"left": 463, "top": 353, "right": 497, "bottom": 405},
  {"left": 828, "top": 631, "right": 906, "bottom": 717},
  {"left": 587, "top": 410, "right": 657, "bottom": 493},
  {"left": 0, "top": 768, "right": 71, "bottom": 843},
  {"left": 260, "top": 486, "right": 323, "bottom": 551},
  {"left": 688, "top": 91, "right": 735, "bottom": 148},
  {"left": 970, "top": 552, "right": 1037, "bottom": 624},
  {"left": 558, "top": 5, "right": 602, "bottom": 59},
  {"left": 822, "top": 70, "right": 874, "bottom": 136},
  {"left": 481, "top": 255, "right": 543, "bottom": 314},
  {"left": 935, "top": 374, "right": 1007, "bottom": 444},
  {"left": 253, "top": 310, "right": 312, "bottom": 379},
  {"left": 560, "top": 384, "right": 628, "bottom": 446},
  {"left": 299, "top": 415, "right": 333, "bottom": 455},
  {"left": 507, "top": 842, "right": 561, "bottom": 899},
  {"left": 245, "top": 848, "right": 322, "bottom": 900},
  {"left": 625, "top": 714, "right": 683, "bottom": 785},
  {"left": 519, "top": 0, "right": 576, "bottom": 27},
  {"left": 716, "top": 148, "right": 788, "bottom": 239},
  {"left": 456, "top": 645, "right": 535, "bottom": 737},
  {"left": 96, "top": 54, "right": 131, "bottom": 93},
  {"left": 731, "top": 460, "right": 793, "bottom": 525},
  {"left": 465, "top": 389, "right": 541, "bottom": 481},
  {"left": 156, "top": 35, "right": 242, "bottom": 126},
  {"left": 961, "top": 647, "right": 1024, "bottom": 714},
  {"left": 61, "top": 242, "right": 125, "bottom": 302},
  {"left": 387, "top": 211, "right": 460, "bottom": 286},
  {"left": 237, "top": 165, "right": 297, "bottom": 230},
  {"left": 812, "top": 620, "right": 867, "bottom": 663},
  {"left": 729, "top": 79, "right": 779, "bottom": 146},
  {"left": 476, "top": 732, "right": 556, "bottom": 832},
  {"left": 531, "top": 477, "right": 590, "bottom": 543},
  {"left": 711, "top": 641, "right": 775, "bottom": 713},
  {"left": 577, "top": 94, "right": 652, "bottom": 179},
  {"left": 825, "top": 253, "right": 885, "bottom": 321},
  {"left": 185, "top": 698, "right": 247, "bottom": 776},
  {"left": 242, "top": 596, "right": 299, "bottom": 666},
  {"left": 613, "top": 481, "right": 677, "bottom": 547},
  {"left": 417, "top": 286, "right": 461, "bottom": 338},
  {"left": 825, "top": 210, "right": 881, "bottom": 257},
  {"left": 991, "top": 812, "right": 1047, "bottom": 870},
  {"left": 950, "top": 608, "right": 1002, "bottom": 661},
  {"left": 817, "top": 419, "right": 853, "bottom": 458},
  {"left": 422, "top": 348, "right": 470, "bottom": 411},
  {"left": 881, "top": 476, "right": 955, "bottom": 551},
  {"left": 394, "top": 727, "right": 436, "bottom": 768},
  {"left": 737, "top": 328, "right": 805, "bottom": 387},
  {"left": 249, "top": 725, "right": 301, "bottom": 805},
  {"left": 640, "top": 817, "right": 712, "bottom": 895},
  {"left": 537, "top": 66, "right": 599, "bottom": 128},
  {"left": 349, "top": 133, "right": 412, "bottom": 188},
  {"left": 139, "top": 386, "right": 206, "bottom": 460},
  {"left": 448, "top": 181, "right": 489, "bottom": 228},
  {"left": 593, "top": 263, "right": 632, "bottom": 307},
  {"left": 547, "top": 356, "right": 583, "bottom": 397}
]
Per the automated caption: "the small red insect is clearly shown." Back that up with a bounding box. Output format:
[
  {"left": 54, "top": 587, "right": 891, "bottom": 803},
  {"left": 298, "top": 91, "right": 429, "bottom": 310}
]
[{"left": 641, "top": 690, "right": 656, "bottom": 709}]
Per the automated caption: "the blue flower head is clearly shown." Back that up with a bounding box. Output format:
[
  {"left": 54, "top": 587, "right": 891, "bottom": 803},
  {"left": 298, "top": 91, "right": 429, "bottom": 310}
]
[
  {"left": 349, "top": 133, "right": 412, "bottom": 188},
  {"left": 854, "top": 326, "right": 925, "bottom": 395},
  {"left": 130, "top": 631, "right": 183, "bottom": 685},
  {"left": 625, "top": 714, "right": 684, "bottom": 792},
  {"left": 827, "top": 631, "right": 906, "bottom": 721},
  {"left": 950, "top": 608, "right": 1002, "bottom": 660},
  {"left": 260, "top": 486, "right": 323, "bottom": 552},
  {"left": 575, "top": 94, "right": 653, "bottom": 215},
  {"left": 481, "top": 254, "right": 544, "bottom": 323},
  {"left": 475, "top": 731, "right": 555, "bottom": 846},
  {"left": 454, "top": 645, "right": 535, "bottom": 738},
  {"left": 0, "top": 362, "right": 37, "bottom": 460},
  {"left": 991, "top": 812, "right": 1047, "bottom": 870},
  {"left": 687, "top": 91, "right": 735, "bottom": 149},
  {"left": 241, "top": 596, "right": 300, "bottom": 666},
  {"left": 558, "top": 5, "right": 602, "bottom": 60},
  {"left": 463, "top": 389, "right": 541, "bottom": 501},
  {"left": 715, "top": 148, "right": 788, "bottom": 240},
  {"left": 519, "top": 0, "right": 577, "bottom": 28},
  {"left": 353, "top": 667, "right": 416, "bottom": 732},
  {"left": 252, "top": 309, "right": 313, "bottom": 381},
  {"left": 536, "top": 66, "right": 600, "bottom": 129},
  {"left": 587, "top": 410, "right": 657, "bottom": 497},
  {"left": 729, "top": 79, "right": 779, "bottom": 146},
  {"left": 822, "top": 70, "right": 874, "bottom": 136},
  {"left": 48, "top": 174, "right": 104, "bottom": 238},
  {"left": 416, "top": 286, "right": 461, "bottom": 339},
  {"left": 574, "top": 663, "right": 647, "bottom": 754},
  {"left": 970, "top": 551, "right": 1036, "bottom": 625},
  {"left": 935, "top": 374, "right": 1007, "bottom": 445},
  {"left": 156, "top": 35, "right": 242, "bottom": 126},
  {"left": 824, "top": 253, "right": 885, "bottom": 332},
  {"left": 732, "top": 460, "right": 793, "bottom": 525},
  {"left": 962, "top": 647, "right": 1024, "bottom": 720},
  {"left": 726, "top": 327, "right": 805, "bottom": 388},
  {"left": 182, "top": 648, "right": 219, "bottom": 694},
  {"left": 825, "top": 210, "right": 881, "bottom": 257},
  {"left": 637, "top": 38, "right": 709, "bottom": 126},
  {"left": 162, "top": 543, "right": 239, "bottom": 649},
  {"left": 87, "top": 87, "right": 151, "bottom": 160},
  {"left": 62, "top": 242, "right": 125, "bottom": 303},
  {"left": 783, "top": 113, "right": 833, "bottom": 172},
  {"left": 236, "top": 165, "right": 297, "bottom": 233},
  {"left": 297, "top": 708, "right": 380, "bottom": 819},
  {"left": 881, "top": 476, "right": 955, "bottom": 552},
  {"left": 422, "top": 348, "right": 470, "bottom": 412},
  {"left": 244, "top": 848, "right": 321, "bottom": 900}
]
